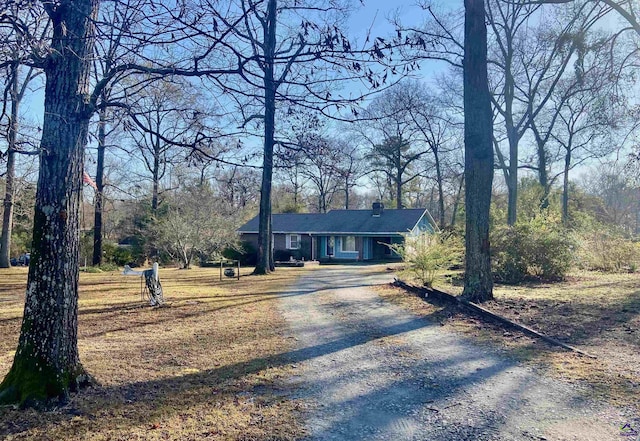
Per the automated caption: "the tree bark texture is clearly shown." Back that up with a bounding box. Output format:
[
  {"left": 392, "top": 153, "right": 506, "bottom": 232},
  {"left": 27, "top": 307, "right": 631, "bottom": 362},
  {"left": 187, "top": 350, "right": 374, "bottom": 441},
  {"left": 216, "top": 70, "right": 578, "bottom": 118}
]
[
  {"left": 254, "top": 0, "right": 277, "bottom": 275},
  {"left": 0, "top": 0, "right": 98, "bottom": 406},
  {"left": 0, "top": 62, "right": 19, "bottom": 268},
  {"left": 92, "top": 106, "right": 107, "bottom": 266},
  {"left": 462, "top": 0, "right": 494, "bottom": 302}
]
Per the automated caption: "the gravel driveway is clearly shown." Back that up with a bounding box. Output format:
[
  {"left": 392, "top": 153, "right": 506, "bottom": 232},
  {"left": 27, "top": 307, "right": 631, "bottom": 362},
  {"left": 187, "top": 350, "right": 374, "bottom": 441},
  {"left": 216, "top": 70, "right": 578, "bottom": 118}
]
[{"left": 278, "top": 265, "right": 633, "bottom": 441}]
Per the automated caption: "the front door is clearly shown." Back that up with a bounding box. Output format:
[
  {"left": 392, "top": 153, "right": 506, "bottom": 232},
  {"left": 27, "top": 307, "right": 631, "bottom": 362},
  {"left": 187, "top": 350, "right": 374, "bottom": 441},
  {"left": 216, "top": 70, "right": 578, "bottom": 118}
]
[{"left": 326, "top": 236, "right": 334, "bottom": 256}]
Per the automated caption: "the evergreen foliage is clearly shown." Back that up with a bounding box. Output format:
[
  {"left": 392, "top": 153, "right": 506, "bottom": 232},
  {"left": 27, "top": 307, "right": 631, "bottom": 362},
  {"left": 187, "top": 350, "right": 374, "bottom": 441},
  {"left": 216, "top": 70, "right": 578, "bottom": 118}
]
[{"left": 491, "top": 213, "right": 574, "bottom": 283}]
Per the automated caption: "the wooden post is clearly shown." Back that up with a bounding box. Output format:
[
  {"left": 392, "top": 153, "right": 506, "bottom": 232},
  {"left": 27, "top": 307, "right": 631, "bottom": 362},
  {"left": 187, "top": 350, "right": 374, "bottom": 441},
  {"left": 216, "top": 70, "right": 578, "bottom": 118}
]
[
  {"left": 219, "top": 260, "right": 222, "bottom": 281},
  {"left": 237, "top": 260, "right": 240, "bottom": 280}
]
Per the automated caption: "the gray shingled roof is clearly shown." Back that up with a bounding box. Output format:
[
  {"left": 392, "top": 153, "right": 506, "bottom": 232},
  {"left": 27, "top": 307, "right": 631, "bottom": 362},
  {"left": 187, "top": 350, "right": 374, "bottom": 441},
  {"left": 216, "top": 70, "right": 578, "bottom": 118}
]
[{"left": 238, "top": 208, "right": 428, "bottom": 235}]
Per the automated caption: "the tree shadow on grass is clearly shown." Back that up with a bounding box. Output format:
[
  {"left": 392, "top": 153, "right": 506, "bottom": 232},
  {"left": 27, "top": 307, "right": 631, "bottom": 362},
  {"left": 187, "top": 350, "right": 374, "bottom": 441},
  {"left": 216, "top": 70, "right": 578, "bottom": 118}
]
[
  {"left": 0, "top": 309, "right": 586, "bottom": 440},
  {"left": 77, "top": 278, "right": 400, "bottom": 341},
  {"left": 0, "top": 271, "right": 614, "bottom": 440},
  {"left": 0, "top": 312, "right": 462, "bottom": 438}
]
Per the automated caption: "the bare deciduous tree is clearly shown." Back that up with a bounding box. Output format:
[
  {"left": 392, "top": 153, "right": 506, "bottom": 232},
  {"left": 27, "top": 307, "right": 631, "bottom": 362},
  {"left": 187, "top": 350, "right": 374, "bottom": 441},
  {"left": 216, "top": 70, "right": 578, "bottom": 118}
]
[
  {"left": 298, "top": 134, "right": 342, "bottom": 213},
  {"left": 182, "top": 0, "right": 404, "bottom": 274},
  {"left": 124, "top": 79, "right": 202, "bottom": 212},
  {"left": 155, "top": 185, "right": 240, "bottom": 269},
  {"left": 0, "top": 3, "right": 46, "bottom": 268},
  {"left": 488, "top": 0, "right": 608, "bottom": 225},
  {"left": 360, "top": 83, "right": 433, "bottom": 209}
]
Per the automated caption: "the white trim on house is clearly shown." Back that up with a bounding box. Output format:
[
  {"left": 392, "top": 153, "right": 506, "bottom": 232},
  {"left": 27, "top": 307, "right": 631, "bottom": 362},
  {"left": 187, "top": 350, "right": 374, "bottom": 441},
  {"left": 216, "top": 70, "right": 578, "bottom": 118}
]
[
  {"left": 411, "top": 209, "right": 439, "bottom": 234},
  {"left": 286, "top": 233, "right": 300, "bottom": 250}
]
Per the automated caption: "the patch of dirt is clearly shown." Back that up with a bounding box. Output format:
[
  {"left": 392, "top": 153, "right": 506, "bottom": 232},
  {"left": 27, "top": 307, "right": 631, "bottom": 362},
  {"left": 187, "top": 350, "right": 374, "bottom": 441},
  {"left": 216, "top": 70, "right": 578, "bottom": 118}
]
[{"left": 377, "top": 272, "right": 640, "bottom": 411}]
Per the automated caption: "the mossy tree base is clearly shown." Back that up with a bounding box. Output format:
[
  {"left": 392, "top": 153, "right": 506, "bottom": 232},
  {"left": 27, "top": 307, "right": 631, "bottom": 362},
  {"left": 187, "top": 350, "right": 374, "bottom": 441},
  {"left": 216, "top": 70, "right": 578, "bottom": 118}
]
[{"left": 0, "top": 357, "right": 94, "bottom": 409}]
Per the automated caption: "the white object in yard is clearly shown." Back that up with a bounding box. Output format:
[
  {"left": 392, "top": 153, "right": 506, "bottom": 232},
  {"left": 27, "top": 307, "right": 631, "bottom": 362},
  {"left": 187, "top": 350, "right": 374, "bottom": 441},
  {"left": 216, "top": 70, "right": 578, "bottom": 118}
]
[
  {"left": 123, "top": 264, "right": 164, "bottom": 306},
  {"left": 123, "top": 265, "right": 144, "bottom": 276}
]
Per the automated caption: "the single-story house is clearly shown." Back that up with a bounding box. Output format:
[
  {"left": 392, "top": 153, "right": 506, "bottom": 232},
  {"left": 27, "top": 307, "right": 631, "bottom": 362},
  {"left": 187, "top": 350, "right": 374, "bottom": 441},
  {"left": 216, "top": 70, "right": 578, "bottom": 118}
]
[{"left": 237, "top": 203, "right": 435, "bottom": 262}]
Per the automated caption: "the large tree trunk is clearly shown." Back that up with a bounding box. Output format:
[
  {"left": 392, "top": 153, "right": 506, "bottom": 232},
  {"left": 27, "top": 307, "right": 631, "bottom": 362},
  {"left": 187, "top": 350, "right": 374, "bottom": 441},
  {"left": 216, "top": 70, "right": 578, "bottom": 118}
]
[
  {"left": 462, "top": 0, "right": 494, "bottom": 303},
  {"left": 254, "top": 0, "right": 277, "bottom": 275},
  {"left": 92, "top": 106, "right": 107, "bottom": 266},
  {"left": 0, "top": 0, "right": 98, "bottom": 407},
  {"left": 0, "top": 62, "right": 19, "bottom": 268}
]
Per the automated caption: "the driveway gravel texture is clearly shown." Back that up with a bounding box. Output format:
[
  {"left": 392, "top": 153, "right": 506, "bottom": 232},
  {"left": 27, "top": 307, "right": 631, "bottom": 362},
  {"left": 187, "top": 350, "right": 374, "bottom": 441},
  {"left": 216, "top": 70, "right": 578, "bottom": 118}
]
[{"left": 277, "top": 265, "right": 638, "bottom": 441}]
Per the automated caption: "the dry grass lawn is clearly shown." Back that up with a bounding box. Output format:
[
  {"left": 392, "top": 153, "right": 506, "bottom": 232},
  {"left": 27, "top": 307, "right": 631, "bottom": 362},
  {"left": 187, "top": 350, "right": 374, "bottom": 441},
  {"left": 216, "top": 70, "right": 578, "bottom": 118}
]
[
  {"left": 0, "top": 265, "right": 309, "bottom": 441},
  {"left": 1, "top": 263, "right": 638, "bottom": 439},
  {"left": 377, "top": 271, "right": 640, "bottom": 410}
]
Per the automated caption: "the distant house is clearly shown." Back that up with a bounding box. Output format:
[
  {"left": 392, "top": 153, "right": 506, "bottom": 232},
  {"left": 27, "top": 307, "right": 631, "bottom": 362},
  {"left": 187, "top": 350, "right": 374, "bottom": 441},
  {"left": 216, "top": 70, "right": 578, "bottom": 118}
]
[{"left": 237, "top": 203, "right": 435, "bottom": 262}]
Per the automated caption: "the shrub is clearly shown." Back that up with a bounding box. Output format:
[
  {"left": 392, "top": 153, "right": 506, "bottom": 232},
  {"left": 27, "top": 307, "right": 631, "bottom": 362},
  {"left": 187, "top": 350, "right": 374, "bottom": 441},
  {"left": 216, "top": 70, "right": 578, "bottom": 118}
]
[
  {"left": 575, "top": 228, "right": 639, "bottom": 272},
  {"left": 103, "top": 242, "right": 134, "bottom": 266},
  {"left": 81, "top": 266, "right": 103, "bottom": 273},
  {"left": 80, "top": 262, "right": 120, "bottom": 273},
  {"left": 491, "top": 226, "right": 528, "bottom": 284},
  {"left": 274, "top": 249, "right": 302, "bottom": 262},
  {"left": 391, "top": 231, "right": 463, "bottom": 288},
  {"left": 10, "top": 231, "right": 32, "bottom": 258},
  {"left": 222, "top": 241, "right": 257, "bottom": 266},
  {"left": 492, "top": 215, "right": 574, "bottom": 283},
  {"left": 98, "top": 262, "right": 120, "bottom": 272}
]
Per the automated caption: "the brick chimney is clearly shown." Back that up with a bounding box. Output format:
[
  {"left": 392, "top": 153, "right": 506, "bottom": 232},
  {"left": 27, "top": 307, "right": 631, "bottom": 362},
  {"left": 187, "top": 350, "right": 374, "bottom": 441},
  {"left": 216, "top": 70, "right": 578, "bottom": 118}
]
[{"left": 372, "top": 202, "right": 384, "bottom": 217}]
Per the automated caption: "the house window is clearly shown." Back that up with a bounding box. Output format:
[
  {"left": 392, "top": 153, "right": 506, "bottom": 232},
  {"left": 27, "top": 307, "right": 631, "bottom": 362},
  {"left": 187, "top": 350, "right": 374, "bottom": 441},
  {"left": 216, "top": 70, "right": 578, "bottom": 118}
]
[
  {"left": 341, "top": 236, "right": 356, "bottom": 252},
  {"left": 287, "top": 234, "right": 300, "bottom": 250}
]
